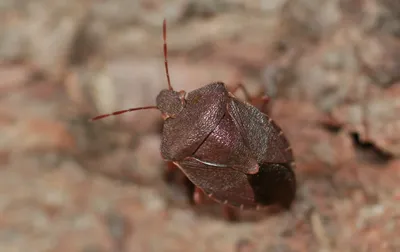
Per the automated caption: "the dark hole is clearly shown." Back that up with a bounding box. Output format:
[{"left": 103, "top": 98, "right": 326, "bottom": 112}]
[
  {"left": 184, "top": 177, "right": 196, "bottom": 205},
  {"left": 276, "top": 40, "right": 288, "bottom": 53},
  {"left": 164, "top": 167, "right": 195, "bottom": 205},
  {"left": 320, "top": 122, "right": 342, "bottom": 133},
  {"left": 69, "top": 23, "right": 98, "bottom": 66},
  {"left": 351, "top": 133, "right": 393, "bottom": 164},
  {"left": 247, "top": 163, "right": 296, "bottom": 209}
]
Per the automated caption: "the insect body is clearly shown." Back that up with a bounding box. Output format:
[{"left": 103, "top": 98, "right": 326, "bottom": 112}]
[{"left": 91, "top": 19, "right": 296, "bottom": 211}]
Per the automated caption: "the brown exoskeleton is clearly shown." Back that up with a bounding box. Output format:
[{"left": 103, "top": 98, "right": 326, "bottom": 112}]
[{"left": 91, "top": 19, "right": 296, "bottom": 220}]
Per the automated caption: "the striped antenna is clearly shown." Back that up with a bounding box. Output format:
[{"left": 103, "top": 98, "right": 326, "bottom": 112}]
[
  {"left": 89, "top": 19, "right": 173, "bottom": 121},
  {"left": 163, "top": 19, "right": 173, "bottom": 90}
]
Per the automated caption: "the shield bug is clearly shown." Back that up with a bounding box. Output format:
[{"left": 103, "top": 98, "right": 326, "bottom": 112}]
[{"left": 91, "top": 19, "right": 296, "bottom": 217}]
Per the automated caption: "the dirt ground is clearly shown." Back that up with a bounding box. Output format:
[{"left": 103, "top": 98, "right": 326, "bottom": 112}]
[{"left": 0, "top": 0, "right": 399, "bottom": 252}]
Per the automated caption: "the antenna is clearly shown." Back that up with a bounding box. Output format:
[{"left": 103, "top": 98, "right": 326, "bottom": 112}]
[
  {"left": 163, "top": 19, "right": 173, "bottom": 90},
  {"left": 90, "top": 106, "right": 158, "bottom": 121},
  {"left": 89, "top": 19, "right": 173, "bottom": 122}
]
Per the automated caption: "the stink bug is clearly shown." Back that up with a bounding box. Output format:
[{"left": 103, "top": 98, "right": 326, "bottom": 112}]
[{"left": 91, "top": 19, "right": 296, "bottom": 216}]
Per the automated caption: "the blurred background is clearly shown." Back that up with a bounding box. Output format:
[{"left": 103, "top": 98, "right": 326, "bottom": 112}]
[{"left": 0, "top": 0, "right": 399, "bottom": 251}]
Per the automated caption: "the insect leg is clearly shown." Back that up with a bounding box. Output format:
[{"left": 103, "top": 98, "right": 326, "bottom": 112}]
[
  {"left": 193, "top": 187, "right": 206, "bottom": 205},
  {"left": 251, "top": 92, "right": 270, "bottom": 114},
  {"left": 229, "top": 82, "right": 270, "bottom": 113},
  {"left": 164, "top": 161, "right": 183, "bottom": 183},
  {"left": 229, "top": 82, "right": 252, "bottom": 101},
  {"left": 167, "top": 161, "right": 177, "bottom": 172},
  {"left": 222, "top": 205, "right": 239, "bottom": 222}
]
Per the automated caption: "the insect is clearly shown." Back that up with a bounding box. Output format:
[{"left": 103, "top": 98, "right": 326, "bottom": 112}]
[{"left": 91, "top": 19, "right": 296, "bottom": 216}]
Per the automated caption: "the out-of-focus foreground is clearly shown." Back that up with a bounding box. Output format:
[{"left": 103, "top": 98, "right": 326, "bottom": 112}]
[{"left": 0, "top": 1, "right": 399, "bottom": 251}]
